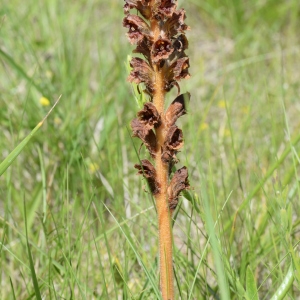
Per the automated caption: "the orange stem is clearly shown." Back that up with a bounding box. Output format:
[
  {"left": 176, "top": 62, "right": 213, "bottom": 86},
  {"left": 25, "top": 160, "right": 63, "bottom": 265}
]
[{"left": 151, "top": 19, "right": 174, "bottom": 300}]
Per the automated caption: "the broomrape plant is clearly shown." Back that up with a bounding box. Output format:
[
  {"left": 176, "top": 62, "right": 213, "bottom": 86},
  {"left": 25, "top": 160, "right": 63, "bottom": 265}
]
[{"left": 123, "top": 0, "right": 191, "bottom": 298}]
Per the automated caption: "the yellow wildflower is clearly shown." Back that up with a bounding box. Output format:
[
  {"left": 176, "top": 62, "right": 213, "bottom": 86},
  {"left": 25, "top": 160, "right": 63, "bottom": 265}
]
[
  {"left": 39, "top": 96, "right": 50, "bottom": 106},
  {"left": 200, "top": 122, "right": 208, "bottom": 131},
  {"left": 218, "top": 100, "right": 226, "bottom": 108}
]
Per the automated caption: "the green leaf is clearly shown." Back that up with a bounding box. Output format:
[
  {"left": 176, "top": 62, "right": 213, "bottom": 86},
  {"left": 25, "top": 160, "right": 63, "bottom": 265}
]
[{"left": 246, "top": 266, "right": 259, "bottom": 300}]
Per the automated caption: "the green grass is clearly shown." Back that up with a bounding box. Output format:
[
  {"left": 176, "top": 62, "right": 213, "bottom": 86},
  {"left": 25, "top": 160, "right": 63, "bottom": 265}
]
[{"left": 1, "top": 0, "right": 300, "bottom": 298}]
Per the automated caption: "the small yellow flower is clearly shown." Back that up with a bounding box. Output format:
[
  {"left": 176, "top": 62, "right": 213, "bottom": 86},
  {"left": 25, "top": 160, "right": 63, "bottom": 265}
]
[
  {"left": 224, "top": 129, "right": 231, "bottom": 137},
  {"left": 200, "top": 122, "right": 208, "bottom": 131},
  {"left": 54, "top": 116, "right": 62, "bottom": 125},
  {"left": 242, "top": 105, "right": 250, "bottom": 115},
  {"left": 88, "top": 162, "right": 99, "bottom": 174},
  {"left": 45, "top": 70, "right": 53, "bottom": 80},
  {"left": 218, "top": 100, "right": 226, "bottom": 108},
  {"left": 39, "top": 96, "right": 50, "bottom": 107}
]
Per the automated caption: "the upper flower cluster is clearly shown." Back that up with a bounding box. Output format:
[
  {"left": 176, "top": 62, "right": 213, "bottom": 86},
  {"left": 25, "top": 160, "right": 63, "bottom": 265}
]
[
  {"left": 123, "top": 0, "right": 190, "bottom": 96},
  {"left": 124, "top": 0, "right": 190, "bottom": 211}
]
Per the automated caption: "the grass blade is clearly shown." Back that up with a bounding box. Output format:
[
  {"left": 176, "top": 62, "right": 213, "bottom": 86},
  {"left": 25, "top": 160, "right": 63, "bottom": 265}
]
[
  {"left": 9, "top": 277, "right": 17, "bottom": 300},
  {"left": 246, "top": 266, "right": 259, "bottom": 300},
  {"left": 0, "top": 48, "right": 44, "bottom": 95},
  {"left": 24, "top": 200, "right": 42, "bottom": 300},
  {"left": 270, "top": 264, "right": 294, "bottom": 300},
  {"left": 0, "top": 96, "right": 60, "bottom": 176}
]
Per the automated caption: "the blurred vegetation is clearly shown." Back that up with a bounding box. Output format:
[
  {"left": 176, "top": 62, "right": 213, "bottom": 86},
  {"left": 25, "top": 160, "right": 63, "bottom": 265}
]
[{"left": 0, "top": 0, "right": 300, "bottom": 299}]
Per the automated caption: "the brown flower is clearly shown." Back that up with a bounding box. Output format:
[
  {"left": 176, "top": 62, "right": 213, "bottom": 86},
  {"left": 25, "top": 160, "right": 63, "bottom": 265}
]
[
  {"left": 124, "top": 0, "right": 152, "bottom": 20},
  {"left": 165, "top": 125, "right": 184, "bottom": 150},
  {"left": 127, "top": 57, "right": 155, "bottom": 94},
  {"left": 167, "top": 166, "right": 189, "bottom": 210},
  {"left": 131, "top": 118, "right": 157, "bottom": 157},
  {"left": 156, "top": 0, "right": 177, "bottom": 18},
  {"left": 134, "top": 159, "right": 160, "bottom": 194},
  {"left": 123, "top": 15, "right": 151, "bottom": 45},
  {"left": 134, "top": 39, "right": 152, "bottom": 62},
  {"left": 161, "top": 125, "right": 184, "bottom": 163},
  {"left": 172, "top": 57, "right": 190, "bottom": 81},
  {"left": 165, "top": 92, "right": 190, "bottom": 127},
  {"left": 163, "top": 57, "right": 190, "bottom": 93},
  {"left": 151, "top": 38, "right": 174, "bottom": 63},
  {"left": 164, "top": 9, "right": 189, "bottom": 37},
  {"left": 137, "top": 102, "right": 161, "bottom": 128}
]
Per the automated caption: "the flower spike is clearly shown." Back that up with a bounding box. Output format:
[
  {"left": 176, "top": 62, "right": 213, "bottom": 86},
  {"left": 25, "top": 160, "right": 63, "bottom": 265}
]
[{"left": 123, "top": 0, "right": 191, "bottom": 298}]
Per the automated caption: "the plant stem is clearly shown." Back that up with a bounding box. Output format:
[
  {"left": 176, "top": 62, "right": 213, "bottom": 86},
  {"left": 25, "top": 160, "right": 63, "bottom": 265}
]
[{"left": 153, "top": 62, "right": 174, "bottom": 299}]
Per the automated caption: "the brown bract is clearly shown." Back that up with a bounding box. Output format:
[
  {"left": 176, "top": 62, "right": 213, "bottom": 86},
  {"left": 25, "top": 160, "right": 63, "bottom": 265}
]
[
  {"left": 137, "top": 102, "right": 161, "bottom": 128},
  {"left": 134, "top": 159, "right": 160, "bottom": 194},
  {"left": 165, "top": 92, "right": 190, "bottom": 127},
  {"left": 123, "top": 15, "right": 151, "bottom": 44},
  {"left": 131, "top": 118, "right": 157, "bottom": 157},
  {"left": 167, "top": 166, "right": 189, "bottom": 210}
]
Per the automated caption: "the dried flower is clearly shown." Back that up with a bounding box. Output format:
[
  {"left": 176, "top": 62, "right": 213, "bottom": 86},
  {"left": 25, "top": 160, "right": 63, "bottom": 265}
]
[
  {"left": 134, "top": 159, "right": 160, "bottom": 194},
  {"left": 137, "top": 102, "right": 161, "bottom": 128},
  {"left": 165, "top": 92, "right": 190, "bottom": 127},
  {"left": 167, "top": 166, "right": 190, "bottom": 210},
  {"left": 131, "top": 118, "right": 157, "bottom": 157},
  {"left": 123, "top": 14, "right": 151, "bottom": 44}
]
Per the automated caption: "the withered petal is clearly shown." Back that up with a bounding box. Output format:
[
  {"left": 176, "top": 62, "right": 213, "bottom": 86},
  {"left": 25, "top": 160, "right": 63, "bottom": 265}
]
[
  {"left": 128, "top": 57, "right": 154, "bottom": 92},
  {"left": 124, "top": 0, "right": 152, "bottom": 19},
  {"left": 167, "top": 166, "right": 189, "bottom": 209},
  {"left": 172, "top": 57, "right": 190, "bottom": 81},
  {"left": 156, "top": 0, "right": 177, "bottom": 18},
  {"left": 161, "top": 125, "right": 183, "bottom": 164},
  {"left": 133, "top": 39, "right": 152, "bottom": 62},
  {"left": 165, "top": 92, "right": 190, "bottom": 127},
  {"left": 134, "top": 159, "right": 160, "bottom": 194},
  {"left": 161, "top": 149, "right": 178, "bottom": 164},
  {"left": 151, "top": 38, "right": 174, "bottom": 63},
  {"left": 131, "top": 118, "right": 157, "bottom": 157},
  {"left": 164, "top": 8, "right": 189, "bottom": 36},
  {"left": 137, "top": 102, "right": 161, "bottom": 128},
  {"left": 123, "top": 15, "right": 151, "bottom": 45},
  {"left": 165, "top": 125, "right": 184, "bottom": 150}
]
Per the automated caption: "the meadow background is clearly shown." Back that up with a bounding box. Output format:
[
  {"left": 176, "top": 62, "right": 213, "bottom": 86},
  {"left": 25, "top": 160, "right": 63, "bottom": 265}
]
[{"left": 1, "top": 0, "right": 300, "bottom": 299}]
